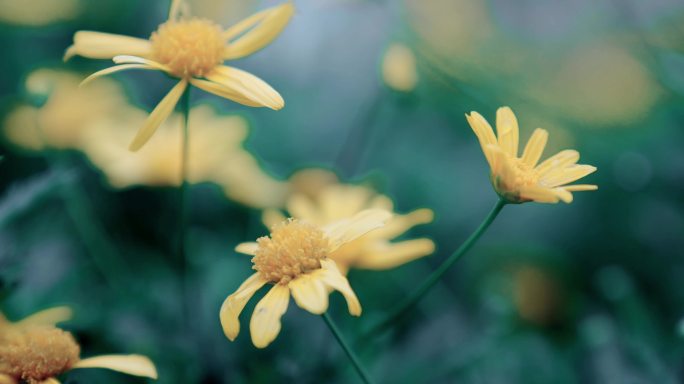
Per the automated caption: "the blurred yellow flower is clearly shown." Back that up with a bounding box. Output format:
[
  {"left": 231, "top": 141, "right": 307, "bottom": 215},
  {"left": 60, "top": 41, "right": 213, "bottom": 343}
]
[
  {"left": 0, "top": 307, "right": 157, "bottom": 383},
  {"left": 0, "top": 0, "right": 80, "bottom": 26},
  {"left": 65, "top": 0, "right": 294, "bottom": 151},
  {"left": 3, "top": 69, "right": 129, "bottom": 151},
  {"left": 263, "top": 180, "right": 435, "bottom": 273},
  {"left": 466, "top": 107, "right": 597, "bottom": 204},
  {"left": 220, "top": 210, "right": 391, "bottom": 348},
  {"left": 80, "top": 104, "right": 277, "bottom": 191},
  {"left": 382, "top": 43, "right": 418, "bottom": 92}
]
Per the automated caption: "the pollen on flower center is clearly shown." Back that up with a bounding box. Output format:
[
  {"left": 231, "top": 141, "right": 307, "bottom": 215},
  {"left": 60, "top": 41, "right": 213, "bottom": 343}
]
[
  {"left": 0, "top": 326, "right": 80, "bottom": 382},
  {"left": 150, "top": 18, "right": 225, "bottom": 78},
  {"left": 252, "top": 219, "right": 330, "bottom": 284}
]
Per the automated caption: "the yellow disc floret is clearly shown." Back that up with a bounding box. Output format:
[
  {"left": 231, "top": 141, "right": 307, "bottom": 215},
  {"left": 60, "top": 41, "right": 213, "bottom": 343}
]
[
  {"left": 0, "top": 326, "right": 80, "bottom": 383},
  {"left": 150, "top": 18, "right": 225, "bottom": 78},
  {"left": 253, "top": 219, "right": 330, "bottom": 284}
]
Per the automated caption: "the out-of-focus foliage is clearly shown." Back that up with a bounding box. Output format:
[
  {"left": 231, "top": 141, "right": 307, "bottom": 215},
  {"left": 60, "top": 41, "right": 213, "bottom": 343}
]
[{"left": 0, "top": 0, "right": 683, "bottom": 383}]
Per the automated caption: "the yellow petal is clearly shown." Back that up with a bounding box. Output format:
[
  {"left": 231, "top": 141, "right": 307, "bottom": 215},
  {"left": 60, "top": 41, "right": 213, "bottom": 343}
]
[
  {"left": 552, "top": 188, "right": 574, "bottom": 203},
  {"left": 466, "top": 112, "right": 497, "bottom": 146},
  {"left": 318, "top": 259, "right": 361, "bottom": 316},
  {"left": 64, "top": 31, "right": 151, "bottom": 61},
  {"left": 323, "top": 209, "right": 392, "bottom": 252},
  {"left": 169, "top": 0, "right": 183, "bottom": 20},
  {"left": 129, "top": 79, "right": 187, "bottom": 152},
  {"left": 355, "top": 239, "right": 435, "bottom": 270},
  {"left": 220, "top": 273, "right": 268, "bottom": 341},
  {"left": 290, "top": 274, "right": 328, "bottom": 314},
  {"left": 223, "top": 3, "right": 295, "bottom": 60},
  {"left": 80, "top": 64, "right": 159, "bottom": 87},
  {"left": 205, "top": 66, "right": 284, "bottom": 110},
  {"left": 235, "top": 242, "right": 259, "bottom": 255},
  {"left": 519, "top": 186, "right": 560, "bottom": 204},
  {"left": 250, "top": 284, "right": 290, "bottom": 348},
  {"left": 15, "top": 306, "right": 72, "bottom": 327},
  {"left": 72, "top": 355, "right": 158, "bottom": 379},
  {"left": 286, "top": 194, "right": 321, "bottom": 223},
  {"left": 377, "top": 208, "right": 434, "bottom": 240},
  {"left": 189, "top": 78, "right": 262, "bottom": 107},
  {"left": 262, "top": 209, "right": 287, "bottom": 229},
  {"left": 37, "top": 379, "right": 59, "bottom": 384},
  {"left": 486, "top": 144, "right": 516, "bottom": 188},
  {"left": 496, "top": 106, "right": 519, "bottom": 157},
  {"left": 562, "top": 184, "right": 598, "bottom": 192},
  {"left": 540, "top": 165, "right": 597, "bottom": 188},
  {"left": 521, "top": 128, "right": 548, "bottom": 167},
  {"left": 535, "top": 150, "right": 580, "bottom": 176},
  {"left": 113, "top": 55, "right": 170, "bottom": 72},
  {"left": 0, "top": 373, "right": 16, "bottom": 384},
  {"left": 466, "top": 112, "right": 497, "bottom": 167}
]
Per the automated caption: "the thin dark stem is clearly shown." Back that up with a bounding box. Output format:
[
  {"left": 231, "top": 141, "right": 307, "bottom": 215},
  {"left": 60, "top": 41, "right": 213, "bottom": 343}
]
[
  {"left": 178, "top": 87, "right": 191, "bottom": 323},
  {"left": 322, "top": 312, "right": 375, "bottom": 384},
  {"left": 368, "top": 198, "right": 506, "bottom": 334}
]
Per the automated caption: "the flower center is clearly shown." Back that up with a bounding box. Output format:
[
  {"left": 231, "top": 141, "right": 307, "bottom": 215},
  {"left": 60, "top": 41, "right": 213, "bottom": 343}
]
[
  {"left": 150, "top": 18, "right": 225, "bottom": 78},
  {"left": 252, "top": 219, "right": 330, "bottom": 284},
  {"left": 510, "top": 157, "right": 540, "bottom": 187},
  {"left": 0, "top": 326, "right": 80, "bottom": 382}
]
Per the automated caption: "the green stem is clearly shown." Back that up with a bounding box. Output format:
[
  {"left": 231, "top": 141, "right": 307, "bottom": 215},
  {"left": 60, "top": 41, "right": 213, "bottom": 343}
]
[
  {"left": 370, "top": 198, "right": 506, "bottom": 334},
  {"left": 322, "top": 312, "right": 375, "bottom": 384},
  {"left": 178, "top": 87, "right": 191, "bottom": 322}
]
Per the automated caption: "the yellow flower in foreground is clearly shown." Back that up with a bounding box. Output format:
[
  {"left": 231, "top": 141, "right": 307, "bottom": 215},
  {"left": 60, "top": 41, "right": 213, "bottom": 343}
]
[
  {"left": 3, "top": 69, "right": 128, "bottom": 151},
  {"left": 263, "top": 181, "right": 435, "bottom": 273},
  {"left": 65, "top": 0, "right": 294, "bottom": 151},
  {"left": 221, "top": 210, "right": 391, "bottom": 348},
  {"left": 0, "top": 308, "right": 157, "bottom": 383},
  {"left": 466, "top": 107, "right": 597, "bottom": 203}
]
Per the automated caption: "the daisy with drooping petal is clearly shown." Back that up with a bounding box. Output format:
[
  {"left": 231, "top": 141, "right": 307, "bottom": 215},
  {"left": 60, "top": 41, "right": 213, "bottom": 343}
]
[
  {"left": 263, "top": 180, "right": 435, "bottom": 274},
  {"left": 64, "top": 0, "right": 294, "bottom": 151},
  {"left": 466, "top": 106, "right": 597, "bottom": 204},
  {"left": 0, "top": 308, "right": 157, "bottom": 384},
  {"left": 220, "top": 209, "right": 391, "bottom": 348}
]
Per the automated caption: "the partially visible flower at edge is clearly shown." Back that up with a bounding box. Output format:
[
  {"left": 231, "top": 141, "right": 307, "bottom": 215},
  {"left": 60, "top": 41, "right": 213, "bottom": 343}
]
[
  {"left": 220, "top": 209, "right": 391, "bottom": 348},
  {"left": 64, "top": 0, "right": 294, "bottom": 151},
  {"left": 0, "top": 307, "right": 157, "bottom": 384},
  {"left": 262, "top": 178, "right": 435, "bottom": 274},
  {"left": 466, "top": 106, "right": 597, "bottom": 204}
]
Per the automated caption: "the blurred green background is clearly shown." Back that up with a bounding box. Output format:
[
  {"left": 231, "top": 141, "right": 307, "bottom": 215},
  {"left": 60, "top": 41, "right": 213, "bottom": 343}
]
[{"left": 1, "top": 0, "right": 684, "bottom": 383}]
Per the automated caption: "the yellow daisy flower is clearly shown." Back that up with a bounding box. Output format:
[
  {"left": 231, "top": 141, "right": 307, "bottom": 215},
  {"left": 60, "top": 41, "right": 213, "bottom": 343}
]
[
  {"left": 263, "top": 181, "right": 435, "bottom": 273},
  {"left": 220, "top": 209, "right": 391, "bottom": 348},
  {"left": 0, "top": 308, "right": 157, "bottom": 383},
  {"left": 466, "top": 107, "right": 597, "bottom": 204},
  {"left": 64, "top": 0, "right": 294, "bottom": 151}
]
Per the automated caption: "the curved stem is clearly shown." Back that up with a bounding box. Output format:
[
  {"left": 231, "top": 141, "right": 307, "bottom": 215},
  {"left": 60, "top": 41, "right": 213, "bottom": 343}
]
[
  {"left": 369, "top": 198, "right": 506, "bottom": 334},
  {"left": 322, "top": 312, "right": 375, "bottom": 384}
]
